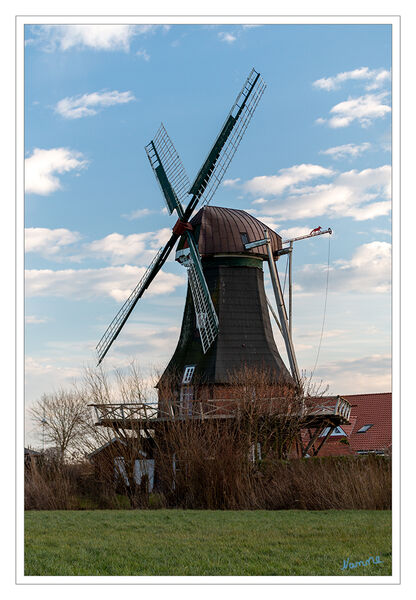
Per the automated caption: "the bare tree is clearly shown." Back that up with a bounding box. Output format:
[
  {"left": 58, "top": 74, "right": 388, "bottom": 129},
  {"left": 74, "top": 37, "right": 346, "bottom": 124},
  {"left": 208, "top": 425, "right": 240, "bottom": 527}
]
[
  {"left": 29, "top": 389, "right": 91, "bottom": 461},
  {"left": 78, "top": 363, "right": 155, "bottom": 507}
]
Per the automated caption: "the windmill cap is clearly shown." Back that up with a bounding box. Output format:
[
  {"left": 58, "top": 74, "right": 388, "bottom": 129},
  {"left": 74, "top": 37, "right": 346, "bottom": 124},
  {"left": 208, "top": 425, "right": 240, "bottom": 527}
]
[{"left": 177, "top": 206, "right": 282, "bottom": 258}]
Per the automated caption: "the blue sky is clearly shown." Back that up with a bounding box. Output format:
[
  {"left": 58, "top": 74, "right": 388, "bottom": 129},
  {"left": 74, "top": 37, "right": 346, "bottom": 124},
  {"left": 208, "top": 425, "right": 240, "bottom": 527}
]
[{"left": 24, "top": 23, "right": 392, "bottom": 441}]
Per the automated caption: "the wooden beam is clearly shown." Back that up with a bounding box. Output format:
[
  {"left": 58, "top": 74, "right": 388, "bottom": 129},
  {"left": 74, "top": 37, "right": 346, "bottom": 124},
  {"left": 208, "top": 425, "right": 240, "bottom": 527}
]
[
  {"left": 302, "top": 424, "right": 326, "bottom": 457},
  {"left": 313, "top": 423, "right": 334, "bottom": 456}
]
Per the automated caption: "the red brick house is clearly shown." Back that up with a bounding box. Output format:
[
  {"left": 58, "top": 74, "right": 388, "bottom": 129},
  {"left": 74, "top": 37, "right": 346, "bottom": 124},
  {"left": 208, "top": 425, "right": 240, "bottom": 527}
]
[{"left": 307, "top": 392, "right": 392, "bottom": 457}]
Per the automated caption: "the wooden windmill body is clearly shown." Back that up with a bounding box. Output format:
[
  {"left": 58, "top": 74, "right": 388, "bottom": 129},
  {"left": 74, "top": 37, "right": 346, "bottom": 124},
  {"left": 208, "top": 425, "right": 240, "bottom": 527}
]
[{"left": 158, "top": 206, "right": 294, "bottom": 412}]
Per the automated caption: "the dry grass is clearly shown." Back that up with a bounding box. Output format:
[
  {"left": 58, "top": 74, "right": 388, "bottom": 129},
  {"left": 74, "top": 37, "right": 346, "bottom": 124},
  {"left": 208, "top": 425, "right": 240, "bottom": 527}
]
[{"left": 25, "top": 452, "right": 391, "bottom": 511}]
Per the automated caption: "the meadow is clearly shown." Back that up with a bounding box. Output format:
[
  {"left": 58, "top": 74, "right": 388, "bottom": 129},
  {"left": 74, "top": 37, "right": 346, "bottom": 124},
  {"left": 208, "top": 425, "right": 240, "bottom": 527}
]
[{"left": 25, "top": 509, "right": 392, "bottom": 576}]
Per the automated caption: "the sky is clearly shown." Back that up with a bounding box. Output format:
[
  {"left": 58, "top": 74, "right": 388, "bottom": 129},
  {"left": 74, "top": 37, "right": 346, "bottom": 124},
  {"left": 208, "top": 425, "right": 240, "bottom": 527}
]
[{"left": 24, "top": 23, "right": 392, "bottom": 443}]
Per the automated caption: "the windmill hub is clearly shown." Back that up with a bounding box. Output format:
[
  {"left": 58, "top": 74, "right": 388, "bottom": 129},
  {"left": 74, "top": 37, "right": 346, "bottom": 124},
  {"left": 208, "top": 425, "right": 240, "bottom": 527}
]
[{"left": 172, "top": 219, "right": 193, "bottom": 237}]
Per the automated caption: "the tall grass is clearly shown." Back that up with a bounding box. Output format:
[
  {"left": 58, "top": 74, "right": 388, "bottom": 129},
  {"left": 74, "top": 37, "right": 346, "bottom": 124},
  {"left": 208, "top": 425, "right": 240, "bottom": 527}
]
[
  {"left": 25, "top": 452, "right": 391, "bottom": 511},
  {"left": 154, "top": 416, "right": 391, "bottom": 509}
]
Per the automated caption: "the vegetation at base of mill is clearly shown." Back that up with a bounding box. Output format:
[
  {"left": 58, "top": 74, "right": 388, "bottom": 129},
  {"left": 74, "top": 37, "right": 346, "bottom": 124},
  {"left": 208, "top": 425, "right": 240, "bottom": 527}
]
[
  {"left": 26, "top": 365, "right": 391, "bottom": 511},
  {"left": 25, "top": 453, "right": 391, "bottom": 511},
  {"left": 25, "top": 509, "right": 392, "bottom": 576}
]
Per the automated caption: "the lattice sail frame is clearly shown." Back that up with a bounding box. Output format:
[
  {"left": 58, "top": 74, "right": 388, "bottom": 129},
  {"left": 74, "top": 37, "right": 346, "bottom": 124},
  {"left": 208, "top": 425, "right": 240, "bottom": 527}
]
[
  {"left": 189, "top": 68, "right": 267, "bottom": 207},
  {"left": 145, "top": 124, "right": 191, "bottom": 215},
  {"left": 179, "top": 251, "right": 219, "bottom": 354}
]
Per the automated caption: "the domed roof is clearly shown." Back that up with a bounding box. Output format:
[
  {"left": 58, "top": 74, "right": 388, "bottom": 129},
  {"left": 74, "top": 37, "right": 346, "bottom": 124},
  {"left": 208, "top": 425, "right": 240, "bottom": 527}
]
[{"left": 187, "top": 206, "right": 282, "bottom": 258}]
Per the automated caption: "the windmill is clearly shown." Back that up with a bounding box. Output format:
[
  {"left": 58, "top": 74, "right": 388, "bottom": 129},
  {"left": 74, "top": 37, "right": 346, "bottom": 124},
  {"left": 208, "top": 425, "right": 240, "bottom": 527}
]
[
  {"left": 92, "top": 68, "right": 351, "bottom": 460},
  {"left": 97, "top": 68, "right": 308, "bottom": 402}
]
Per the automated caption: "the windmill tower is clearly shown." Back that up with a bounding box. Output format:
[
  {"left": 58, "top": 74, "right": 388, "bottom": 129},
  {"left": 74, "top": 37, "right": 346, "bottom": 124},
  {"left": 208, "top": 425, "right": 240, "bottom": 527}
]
[
  {"left": 96, "top": 69, "right": 299, "bottom": 409},
  {"left": 159, "top": 205, "right": 295, "bottom": 412}
]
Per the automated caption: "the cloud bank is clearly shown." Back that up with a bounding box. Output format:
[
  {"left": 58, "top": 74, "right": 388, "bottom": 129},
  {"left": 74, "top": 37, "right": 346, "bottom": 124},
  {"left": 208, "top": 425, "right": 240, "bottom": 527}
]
[
  {"left": 246, "top": 165, "right": 391, "bottom": 221},
  {"left": 297, "top": 241, "right": 391, "bottom": 294},
  {"left": 25, "top": 265, "right": 185, "bottom": 302},
  {"left": 313, "top": 67, "right": 390, "bottom": 92},
  {"left": 27, "top": 24, "right": 167, "bottom": 52}
]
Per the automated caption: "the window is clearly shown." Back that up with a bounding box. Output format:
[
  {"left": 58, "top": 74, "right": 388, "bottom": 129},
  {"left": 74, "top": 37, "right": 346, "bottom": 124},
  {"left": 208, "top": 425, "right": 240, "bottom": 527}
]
[
  {"left": 180, "top": 385, "right": 193, "bottom": 416},
  {"left": 319, "top": 426, "right": 346, "bottom": 437},
  {"left": 240, "top": 232, "right": 249, "bottom": 247},
  {"left": 357, "top": 424, "right": 374, "bottom": 433},
  {"left": 182, "top": 365, "right": 195, "bottom": 384}
]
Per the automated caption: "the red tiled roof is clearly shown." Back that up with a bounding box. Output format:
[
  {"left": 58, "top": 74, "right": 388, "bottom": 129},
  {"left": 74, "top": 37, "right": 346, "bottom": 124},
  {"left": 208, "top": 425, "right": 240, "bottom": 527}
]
[{"left": 317, "top": 392, "right": 392, "bottom": 456}]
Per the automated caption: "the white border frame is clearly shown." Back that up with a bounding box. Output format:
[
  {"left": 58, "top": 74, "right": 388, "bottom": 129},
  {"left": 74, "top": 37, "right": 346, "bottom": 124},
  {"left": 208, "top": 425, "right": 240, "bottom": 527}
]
[{"left": 15, "top": 13, "right": 400, "bottom": 587}]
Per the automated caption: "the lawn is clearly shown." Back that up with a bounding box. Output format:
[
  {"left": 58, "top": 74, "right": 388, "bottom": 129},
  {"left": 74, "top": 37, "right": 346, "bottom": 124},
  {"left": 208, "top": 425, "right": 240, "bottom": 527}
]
[{"left": 25, "top": 509, "right": 392, "bottom": 576}]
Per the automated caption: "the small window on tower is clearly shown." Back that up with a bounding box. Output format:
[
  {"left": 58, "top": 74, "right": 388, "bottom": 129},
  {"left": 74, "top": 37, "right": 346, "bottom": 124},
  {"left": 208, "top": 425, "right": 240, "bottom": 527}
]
[
  {"left": 240, "top": 232, "right": 249, "bottom": 247},
  {"left": 182, "top": 365, "right": 195, "bottom": 384}
]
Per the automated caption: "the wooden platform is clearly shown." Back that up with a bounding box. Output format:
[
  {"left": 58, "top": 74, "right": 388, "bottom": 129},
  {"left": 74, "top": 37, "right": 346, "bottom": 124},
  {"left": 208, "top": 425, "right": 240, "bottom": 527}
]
[{"left": 90, "top": 395, "right": 351, "bottom": 430}]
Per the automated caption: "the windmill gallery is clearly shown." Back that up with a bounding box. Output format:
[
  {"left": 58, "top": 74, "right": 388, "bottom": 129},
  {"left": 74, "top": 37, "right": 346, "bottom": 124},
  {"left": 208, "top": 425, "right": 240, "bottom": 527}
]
[{"left": 90, "top": 69, "right": 357, "bottom": 494}]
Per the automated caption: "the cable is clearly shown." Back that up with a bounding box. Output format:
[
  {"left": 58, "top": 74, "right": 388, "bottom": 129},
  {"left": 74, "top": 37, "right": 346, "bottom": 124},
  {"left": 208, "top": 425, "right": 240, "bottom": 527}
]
[{"left": 311, "top": 235, "right": 331, "bottom": 378}]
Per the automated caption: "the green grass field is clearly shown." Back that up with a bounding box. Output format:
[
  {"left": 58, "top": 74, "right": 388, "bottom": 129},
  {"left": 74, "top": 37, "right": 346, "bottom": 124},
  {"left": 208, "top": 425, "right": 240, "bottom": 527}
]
[{"left": 25, "top": 509, "right": 392, "bottom": 576}]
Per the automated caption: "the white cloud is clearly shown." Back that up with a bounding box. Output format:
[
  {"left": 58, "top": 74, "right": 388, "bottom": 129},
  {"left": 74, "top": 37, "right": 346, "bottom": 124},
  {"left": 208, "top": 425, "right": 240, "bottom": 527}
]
[
  {"left": 25, "top": 226, "right": 173, "bottom": 265},
  {"left": 29, "top": 25, "right": 152, "bottom": 52},
  {"left": 319, "top": 93, "right": 391, "bottom": 129},
  {"left": 100, "top": 324, "right": 181, "bottom": 354},
  {"left": 297, "top": 241, "right": 391, "bottom": 294},
  {"left": 55, "top": 90, "right": 135, "bottom": 119},
  {"left": 25, "top": 148, "right": 87, "bottom": 195},
  {"left": 87, "top": 229, "right": 172, "bottom": 266},
  {"left": 373, "top": 228, "right": 391, "bottom": 236},
  {"left": 218, "top": 32, "right": 237, "bottom": 43},
  {"left": 253, "top": 216, "right": 280, "bottom": 231},
  {"left": 314, "top": 354, "right": 391, "bottom": 394},
  {"left": 313, "top": 67, "right": 391, "bottom": 91},
  {"left": 25, "top": 315, "right": 48, "bottom": 324},
  {"left": 25, "top": 227, "right": 81, "bottom": 256},
  {"left": 222, "top": 178, "right": 241, "bottom": 187},
  {"left": 245, "top": 164, "right": 334, "bottom": 197},
  {"left": 320, "top": 142, "right": 371, "bottom": 159},
  {"left": 136, "top": 49, "right": 150, "bottom": 61},
  {"left": 122, "top": 208, "right": 152, "bottom": 220},
  {"left": 297, "top": 329, "right": 347, "bottom": 340},
  {"left": 247, "top": 165, "right": 391, "bottom": 221},
  {"left": 25, "top": 265, "right": 185, "bottom": 302},
  {"left": 279, "top": 226, "right": 312, "bottom": 240}
]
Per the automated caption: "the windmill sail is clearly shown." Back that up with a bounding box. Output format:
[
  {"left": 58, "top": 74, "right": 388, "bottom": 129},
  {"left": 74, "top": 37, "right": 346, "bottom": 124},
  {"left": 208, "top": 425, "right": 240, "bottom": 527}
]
[
  {"left": 187, "top": 259, "right": 219, "bottom": 353},
  {"left": 177, "top": 235, "right": 219, "bottom": 354},
  {"left": 146, "top": 125, "right": 220, "bottom": 353},
  {"left": 188, "top": 68, "right": 266, "bottom": 210},
  {"left": 145, "top": 124, "right": 190, "bottom": 215},
  {"left": 96, "top": 236, "right": 177, "bottom": 365}
]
